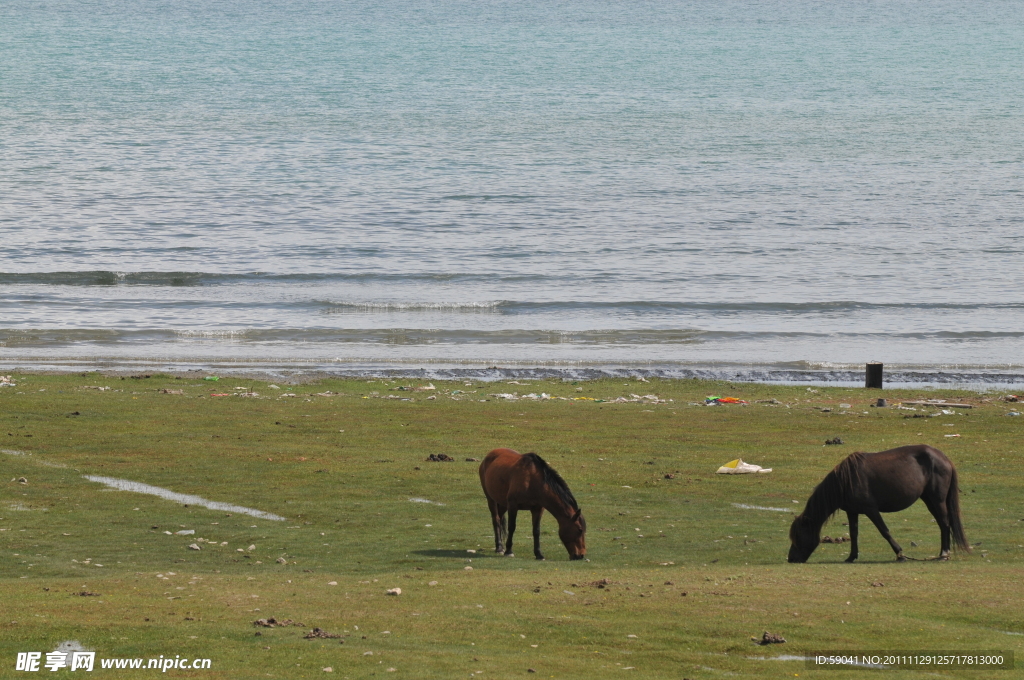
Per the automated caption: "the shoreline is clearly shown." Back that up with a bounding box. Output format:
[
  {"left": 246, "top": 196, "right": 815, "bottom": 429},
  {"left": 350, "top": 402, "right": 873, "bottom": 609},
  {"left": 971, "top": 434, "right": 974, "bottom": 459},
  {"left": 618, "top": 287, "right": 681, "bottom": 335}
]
[{"left": 3, "top": 358, "right": 1023, "bottom": 390}]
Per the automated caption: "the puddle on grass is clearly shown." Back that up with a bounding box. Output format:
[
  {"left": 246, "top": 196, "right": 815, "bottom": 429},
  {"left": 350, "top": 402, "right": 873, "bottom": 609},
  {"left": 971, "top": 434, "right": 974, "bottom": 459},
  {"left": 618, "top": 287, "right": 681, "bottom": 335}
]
[
  {"left": 4, "top": 450, "right": 286, "bottom": 520},
  {"left": 732, "top": 503, "right": 793, "bottom": 512},
  {"left": 2, "top": 449, "right": 65, "bottom": 468},
  {"left": 7, "top": 503, "right": 42, "bottom": 511},
  {"left": 83, "top": 476, "right": 286, "bottom": 521},
  {"left": 409, "top": 497, "right": 445, "bottom": 506}
]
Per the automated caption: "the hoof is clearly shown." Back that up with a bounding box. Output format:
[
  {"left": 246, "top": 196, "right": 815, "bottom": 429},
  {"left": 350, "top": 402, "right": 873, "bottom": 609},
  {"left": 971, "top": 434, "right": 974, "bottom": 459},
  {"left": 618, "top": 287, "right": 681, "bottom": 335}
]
[
  {"left": 504, "top": 552, "right": 515, "bottom": 558},
  {"left": 844, "top": 556, "right": 857, "bottom": 563},
  {"left": 535, "top": 556, "right": 545, "bottom": 561},
  {"left": 937, "top": 553, "right": 950, "bottom": 561},
  {"left": 896, "top": 554, "right": 908, "bottom": 562}
]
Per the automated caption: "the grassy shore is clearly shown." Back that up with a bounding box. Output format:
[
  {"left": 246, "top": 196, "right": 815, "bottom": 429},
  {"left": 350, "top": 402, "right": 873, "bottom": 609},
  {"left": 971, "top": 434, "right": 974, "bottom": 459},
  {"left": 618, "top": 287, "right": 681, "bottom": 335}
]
[{"left": 1, "top": 372, "right": 1022, "bottom": 678}]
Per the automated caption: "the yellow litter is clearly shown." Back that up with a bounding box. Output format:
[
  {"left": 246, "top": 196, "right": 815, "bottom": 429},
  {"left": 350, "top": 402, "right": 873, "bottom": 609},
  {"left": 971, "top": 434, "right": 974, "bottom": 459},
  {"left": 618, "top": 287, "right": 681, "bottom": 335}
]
[{"left": 716, "top": 459, "right": 772, "bottom": 474}]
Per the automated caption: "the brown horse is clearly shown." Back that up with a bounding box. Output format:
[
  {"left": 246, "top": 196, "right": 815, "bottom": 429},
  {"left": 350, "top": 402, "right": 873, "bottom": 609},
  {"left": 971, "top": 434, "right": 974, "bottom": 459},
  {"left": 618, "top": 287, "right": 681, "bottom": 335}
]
[
  {"left": 479, "top": 448, "right": 586, "bottom": 560},
  {"left": 788, "top": 444, "right": 970, "bottom": 563}
]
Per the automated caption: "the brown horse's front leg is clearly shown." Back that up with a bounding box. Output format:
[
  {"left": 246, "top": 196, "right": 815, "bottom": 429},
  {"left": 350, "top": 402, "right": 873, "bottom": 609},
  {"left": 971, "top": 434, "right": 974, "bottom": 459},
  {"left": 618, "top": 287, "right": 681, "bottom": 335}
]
[
  {"left": 531, "top": 507, "right": 545, "bottom": 560},
  {"left": 866, "top": 510, "right": 905, "bottom": 561},
  {"left": 845, "top": 511, "right": 859, "bottom": 563},
  {"left": 504, "top": 506, "right": 518, "bottom": 557}
]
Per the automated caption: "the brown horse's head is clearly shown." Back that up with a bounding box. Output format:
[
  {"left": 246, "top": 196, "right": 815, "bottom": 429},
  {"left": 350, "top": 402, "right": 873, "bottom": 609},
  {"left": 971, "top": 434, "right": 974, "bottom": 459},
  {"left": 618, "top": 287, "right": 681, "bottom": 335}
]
[
  {"left": 559, "top": 509, "right": 587, "bottom": 560},
  {"left": 787, "top": 514, "right": 819, "bottom": 563}
]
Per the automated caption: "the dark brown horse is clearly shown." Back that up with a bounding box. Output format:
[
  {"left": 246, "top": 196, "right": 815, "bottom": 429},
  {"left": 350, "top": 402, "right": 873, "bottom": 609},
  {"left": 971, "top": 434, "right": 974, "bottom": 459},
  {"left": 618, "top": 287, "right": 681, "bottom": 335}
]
[
  {"left": 788, "top": 445, "right": 969, "bottom": 563},
  {"left": 479, "top": 448, "right": 586, "bottom": 560}
]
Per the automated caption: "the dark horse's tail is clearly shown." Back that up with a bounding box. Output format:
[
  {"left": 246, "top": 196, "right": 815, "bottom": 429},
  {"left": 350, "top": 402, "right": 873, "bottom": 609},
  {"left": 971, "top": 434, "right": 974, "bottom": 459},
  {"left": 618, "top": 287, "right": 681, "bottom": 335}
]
[{"left": 947, "top": 466, "right": 971, "bottom": 552}]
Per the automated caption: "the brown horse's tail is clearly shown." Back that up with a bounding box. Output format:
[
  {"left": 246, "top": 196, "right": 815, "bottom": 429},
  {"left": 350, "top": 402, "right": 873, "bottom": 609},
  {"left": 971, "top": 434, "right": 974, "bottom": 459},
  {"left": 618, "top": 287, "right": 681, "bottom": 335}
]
[{"left": 947, "top": 466, "right": 971, "bottom": 552}]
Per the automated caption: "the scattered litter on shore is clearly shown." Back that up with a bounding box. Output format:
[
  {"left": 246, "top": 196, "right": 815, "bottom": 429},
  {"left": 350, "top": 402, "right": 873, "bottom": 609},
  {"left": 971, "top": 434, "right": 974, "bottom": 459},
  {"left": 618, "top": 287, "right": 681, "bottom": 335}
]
[
  {"left": 82, "top": 475, "right": 286, "bottom": 520},
  {"left": 706, "top": 396, "right": 749, "bottom": 405},
  {"left": 902, "top": 400, "right": 973, "bottom": 409}
]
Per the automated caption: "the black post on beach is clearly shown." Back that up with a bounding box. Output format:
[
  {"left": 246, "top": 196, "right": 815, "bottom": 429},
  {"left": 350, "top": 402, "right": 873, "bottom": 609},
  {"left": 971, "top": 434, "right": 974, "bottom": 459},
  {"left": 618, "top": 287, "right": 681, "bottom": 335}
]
[{"left": 865, "top": 362, "right": 883, "bottom": 389}]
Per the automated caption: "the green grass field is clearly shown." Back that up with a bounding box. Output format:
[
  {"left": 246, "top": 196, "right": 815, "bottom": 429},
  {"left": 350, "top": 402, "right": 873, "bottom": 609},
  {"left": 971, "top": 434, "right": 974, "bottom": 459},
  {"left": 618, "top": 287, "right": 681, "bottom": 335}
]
[{"left": 2, "top": 373, "right": 1022, "bottom": 678}]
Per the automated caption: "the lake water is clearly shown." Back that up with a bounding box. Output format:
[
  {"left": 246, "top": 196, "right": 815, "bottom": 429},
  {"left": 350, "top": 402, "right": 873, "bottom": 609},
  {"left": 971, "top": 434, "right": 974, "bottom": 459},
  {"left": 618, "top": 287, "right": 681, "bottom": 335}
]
[{"left": 3, "top": 0, "right": 1023, "bottom": 386}]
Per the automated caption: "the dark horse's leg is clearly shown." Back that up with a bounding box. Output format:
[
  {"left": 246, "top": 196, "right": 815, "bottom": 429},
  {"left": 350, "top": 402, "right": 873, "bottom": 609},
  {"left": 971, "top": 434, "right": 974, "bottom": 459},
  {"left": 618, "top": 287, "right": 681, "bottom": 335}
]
[
  {"left": 531, "top": 507, "right": 545, "bottom": 560},
  {"left": 487, "top": 497, "right": 505, "bottom": 554},
  {"left": 845, "top": 511, "right": 859, "bottom": 563},
  {"left": 921, "top": 495, "right": 952, "bottom": 560},
  {"left": 865, "top": 510, "right": 905, "bottom": 561},
  {"left": 504, "top": 505, "right": 518, "bottom": 557}
]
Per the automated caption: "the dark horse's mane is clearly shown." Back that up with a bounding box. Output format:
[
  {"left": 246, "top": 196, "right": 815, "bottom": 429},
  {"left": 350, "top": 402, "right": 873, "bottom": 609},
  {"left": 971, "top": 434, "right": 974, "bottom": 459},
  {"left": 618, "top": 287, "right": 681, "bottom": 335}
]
[
  {"left": 522, "top": 453, "right": 579, "bottom": 511},
  {"left": 801, "top": 451, "right": 868, "bottom": 523}
]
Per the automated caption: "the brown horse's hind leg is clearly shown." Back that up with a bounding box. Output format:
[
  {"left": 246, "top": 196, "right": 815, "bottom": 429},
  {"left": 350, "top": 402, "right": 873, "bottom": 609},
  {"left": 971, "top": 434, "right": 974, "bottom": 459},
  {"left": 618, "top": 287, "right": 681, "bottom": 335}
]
[
  {"left": 504, "top": 505, "right": 519, "bottom": 557},
  {"left": 845, "top": 511, "right": 859, "bottom": 563},
  {"left": 531, "top": 507, "right": 545, "bottom": 560},
  {"left": 487, "top": 497, "right": 505, "bottom": 554},
  {"left": 921, "top": 495, "right": 952, "bottom": 560},
  {"left": 866, "top": 510, "right": 905, "bottom": 561}
]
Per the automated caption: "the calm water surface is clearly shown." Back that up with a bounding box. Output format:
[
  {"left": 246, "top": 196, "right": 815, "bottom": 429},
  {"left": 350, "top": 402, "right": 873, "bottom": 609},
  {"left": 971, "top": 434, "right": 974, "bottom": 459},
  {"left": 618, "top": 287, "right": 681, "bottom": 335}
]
[{"left": 2, "top": 0, "right": 1023, "bottom": 382}]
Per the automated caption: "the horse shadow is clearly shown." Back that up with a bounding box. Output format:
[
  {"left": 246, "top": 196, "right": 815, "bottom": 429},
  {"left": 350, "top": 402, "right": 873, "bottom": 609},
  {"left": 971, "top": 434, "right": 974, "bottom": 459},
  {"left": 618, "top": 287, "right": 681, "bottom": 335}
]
[{"left": 411, "top": 549, "right": 496, "bottom": 558}]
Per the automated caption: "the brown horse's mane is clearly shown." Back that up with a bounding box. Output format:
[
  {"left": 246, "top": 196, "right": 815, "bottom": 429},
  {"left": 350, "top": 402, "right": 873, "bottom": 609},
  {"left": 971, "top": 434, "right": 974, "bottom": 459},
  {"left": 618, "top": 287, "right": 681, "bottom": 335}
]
[
  {"left": 802, "top": 451, "right": 868, "bottom": 523},
  {"left": 522, "top": 453, "right": 579, "bottom": 512}
]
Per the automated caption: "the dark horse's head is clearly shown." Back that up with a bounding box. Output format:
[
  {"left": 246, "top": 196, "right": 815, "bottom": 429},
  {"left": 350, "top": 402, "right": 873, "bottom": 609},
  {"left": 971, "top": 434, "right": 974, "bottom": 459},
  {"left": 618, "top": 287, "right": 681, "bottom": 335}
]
[
  {"left": 787, "top": 513, "right": 820, "bottom": 563},
  {"left": 558, "top": 509, "right": 587, "bottom": 560}
]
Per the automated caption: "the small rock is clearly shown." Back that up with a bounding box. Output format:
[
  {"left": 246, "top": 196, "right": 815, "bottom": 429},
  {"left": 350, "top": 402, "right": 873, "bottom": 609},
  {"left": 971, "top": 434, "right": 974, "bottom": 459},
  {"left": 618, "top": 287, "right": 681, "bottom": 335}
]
[
  {"left": 871, "top": 582, "right": 884, "bottom": 587},
  {"left": 247, "top": 544, "right": 256, "bottom": 551},
  {"left": 528, "top": 670, "right": 536, "bottom": 674},
  {"left": 466, "top": 457, "right": 480, "bottom": 462},
  {"left": 17, "top": 477, "right": 28, "bottom": 484},
  {"left": 327, "top": 581, "right": 337, "bottom": 586},
  {"left": 426, "top": 453, "right": 455, "bottom": 462},
  {"left": 464, "top": 566, "right": 473, "bottom": 571},
  {"left": 428, "top": 581, "right": 438, "bottom": 586},
  {"left": 323, "top": 668, "right": 333, "bottom": 672},
  {"left": 753, "top": 631, "right": 786, "bottom": 645},
  {"left": 824, "top": 437, "right": 844, "bottom": 446},
  {"left": 386, "top": 588, "right": 401, "bottom": 596},
  {"left": 187, "top": 543, "right": 201, "bottom": 551},
  {"left": 304, "top": 628, "right": 341, "bottom": 639},
  {"left": 276, "top": 557, "right": 287, "bottom": 564},
  {"left": 911, "top": 541, "right": 918, "bottom": 547}
]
